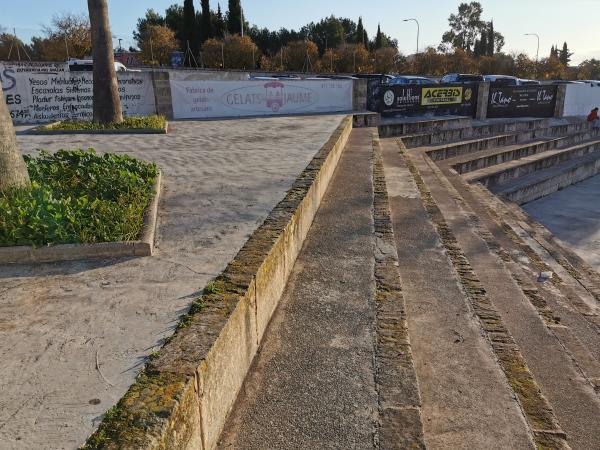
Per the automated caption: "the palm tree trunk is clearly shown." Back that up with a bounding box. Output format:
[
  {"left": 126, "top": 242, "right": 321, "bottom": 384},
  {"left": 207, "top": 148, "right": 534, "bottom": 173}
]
[
  {"left": 0, "top": 89, "right": 30, "bottom": 192},
  {"left": 88, "top": 0, "right": 123, "bottom": 124}
]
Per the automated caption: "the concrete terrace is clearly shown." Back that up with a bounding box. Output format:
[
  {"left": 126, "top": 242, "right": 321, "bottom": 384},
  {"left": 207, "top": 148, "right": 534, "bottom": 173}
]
[{"left": 2, "top": 114, "right": 600, "bottom": 450}]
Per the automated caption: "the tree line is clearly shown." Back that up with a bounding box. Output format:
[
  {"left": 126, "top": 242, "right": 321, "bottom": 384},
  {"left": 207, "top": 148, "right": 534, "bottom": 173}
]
[{"left": 0, "top": 1, "right": 597, "bottom": 80}]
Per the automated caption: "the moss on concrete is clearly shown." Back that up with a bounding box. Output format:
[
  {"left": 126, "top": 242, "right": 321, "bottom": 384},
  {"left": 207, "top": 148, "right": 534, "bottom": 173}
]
[{"left": 81, "top": 371, "right": 191, "bottom": 449}]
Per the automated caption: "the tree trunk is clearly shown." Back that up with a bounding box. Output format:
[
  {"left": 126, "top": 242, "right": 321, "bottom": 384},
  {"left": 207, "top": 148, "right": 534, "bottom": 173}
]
[
  {"left": 88, "top": 0, "right": 123, "bottom": 124},
  {"left": 0, "top": 89, "right": 30, "bottom": 192}
]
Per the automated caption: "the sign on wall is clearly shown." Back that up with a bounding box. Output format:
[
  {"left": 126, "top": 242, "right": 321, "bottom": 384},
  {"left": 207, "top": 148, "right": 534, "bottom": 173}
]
[
  {"left": 170, "top": 79, "right": 353, "bottom": 119},
  {"left": 380, "top": 83, "right": 478, "bottom": 117},
  {"left": 487, "top": 85, "right": 557, "bottom": 118},
  {"left": 1, "top": 63, "right": 156, "bottom": 124}
]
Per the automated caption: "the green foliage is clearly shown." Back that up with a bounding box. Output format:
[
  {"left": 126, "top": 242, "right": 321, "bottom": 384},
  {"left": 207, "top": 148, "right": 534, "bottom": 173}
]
[
  {"left": 0, "top": 149, "right": 157, "bottom": 247},
  {"left": 41, "top": 115, "right": 166, "bottom": 132},
  {"left": 227, "top": 0, "right": 242, "bottom": 35}
]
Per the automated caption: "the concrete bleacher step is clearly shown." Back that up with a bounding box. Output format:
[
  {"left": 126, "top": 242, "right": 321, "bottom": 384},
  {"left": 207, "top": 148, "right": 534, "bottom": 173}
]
[
  {"left": 464, "top": 139, "right": 600, "bottom": 187},
  {"left": 379, "top": 138, "right": 539, "bottom": 449},
  {"left": 449, "top": 128, "right": 600, "bottom": 174},
  {"left": 494, "top": 151, "right": 600, "bottom": 204},
  {"left": 425, "top": 132, "right": 526, "bottom": 161},
  {"left": 407, "top": 145, "right": 600, "bottom": 449},
  {"left": 398, "top": 118, "right": 564, "bottom": 150},
  {"left": 378, "top": 116, "right": 472, "bottom": 138}
]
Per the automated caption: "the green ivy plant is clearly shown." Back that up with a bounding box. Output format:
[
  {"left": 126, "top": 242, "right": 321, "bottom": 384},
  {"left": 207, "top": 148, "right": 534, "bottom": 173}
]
[{"left": 0, "top": 149, "right": 158, "bottom": 247}]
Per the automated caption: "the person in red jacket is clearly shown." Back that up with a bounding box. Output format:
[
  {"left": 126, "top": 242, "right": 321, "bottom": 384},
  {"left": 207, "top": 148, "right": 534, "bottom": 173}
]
[{"left": 587, "top": 107, "right": 599, "bottom": 126}]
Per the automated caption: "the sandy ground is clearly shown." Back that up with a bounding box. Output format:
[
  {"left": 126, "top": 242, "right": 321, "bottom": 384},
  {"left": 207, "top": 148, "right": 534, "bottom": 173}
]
[
  {"left": 0, "top": 115, "right": 344, "bottom": 450},
  {"left": 524, "top": 174, "right": 600, "bottom": 270}
]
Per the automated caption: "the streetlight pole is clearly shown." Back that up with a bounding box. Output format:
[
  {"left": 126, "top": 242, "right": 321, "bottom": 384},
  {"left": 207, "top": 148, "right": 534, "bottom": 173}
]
[
  {"left": 525, "top": 33, "right": 540, "bottom": 79},
  {"left": 403, "top": 18, "right": 420, "bottom": 55}
]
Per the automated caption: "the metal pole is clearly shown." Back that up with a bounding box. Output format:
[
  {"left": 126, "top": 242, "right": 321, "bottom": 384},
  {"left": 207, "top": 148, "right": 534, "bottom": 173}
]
[
  {"left": 525, "top": 33, "right": 540, "bottom": 78},
  {"left": 403, "top": 19, "right": 420, "bottom": 55},
  {"left": 13, "top": 29, "right": 21, "bottom": 61},
  {"left": 241, "top": 8, "right": 244, "bottom": 37},
  {"left": 221, "top": 43, "right": 225, "bottom": 68}
]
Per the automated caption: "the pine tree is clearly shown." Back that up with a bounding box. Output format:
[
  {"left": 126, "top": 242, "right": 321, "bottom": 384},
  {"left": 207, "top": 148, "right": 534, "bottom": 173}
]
[
  {"left": 550, "top": 45, "right": 555, "bottom": 58},
  {"left": 356, "top": 17, "right": 365, "bottom": 46},
  {"left": 363, "top": 29, "right": 369, "bottom": 50},
  {"left": 487, "top": 21, "right": 494, "bottom": 56},
  {"left": 227, "top": 0, "right": 242, "bottom": 35},
  {"left": 375, "top": 24, "right": 383, "bottom": 49},
  {"left": 214, "top": 3, "right": 226, "bottom": 38},
  {"left": 200, "top": 0, "right": 213, "bottom": 42}
]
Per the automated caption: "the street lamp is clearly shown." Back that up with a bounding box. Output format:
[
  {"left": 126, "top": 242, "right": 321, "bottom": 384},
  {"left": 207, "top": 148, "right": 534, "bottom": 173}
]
[
  {"left": 403, "top": 18, "right": 420, "bottom": 55},
  {"left": 525, "top": 33, "right": 540, "bottom": 79}
]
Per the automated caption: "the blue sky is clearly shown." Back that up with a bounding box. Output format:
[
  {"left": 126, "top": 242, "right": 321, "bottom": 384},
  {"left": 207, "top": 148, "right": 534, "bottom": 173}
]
[{"left": 3, "top": 0, "right": 598, "bottom": 64}]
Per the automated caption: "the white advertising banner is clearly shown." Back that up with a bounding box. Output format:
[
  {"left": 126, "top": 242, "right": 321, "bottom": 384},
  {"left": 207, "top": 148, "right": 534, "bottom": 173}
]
[
  {"left": 1, "top": 63, "right": 156, "bottom": 124},
  {"left": 564, "top": 83, "right": 600, "bottom": 117},
  {"left": 170, "top": 79, "right": 353, "bottom": 119}
]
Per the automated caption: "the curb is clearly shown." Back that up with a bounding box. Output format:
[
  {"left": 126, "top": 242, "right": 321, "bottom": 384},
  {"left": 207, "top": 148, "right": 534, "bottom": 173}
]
[
  {"left": 27, "top": 121, "right": 169, "bottom": 135},
  {"left": 0, "top": 171, "right": 162, "bottom": 264},
  {"left": 81, "top": 116, "right": 353, "bottom": 450}
]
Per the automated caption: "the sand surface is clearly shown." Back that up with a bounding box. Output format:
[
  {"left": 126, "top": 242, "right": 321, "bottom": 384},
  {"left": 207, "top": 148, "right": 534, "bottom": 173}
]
[
  {"left": 0, "top": 115, "right": 344, "bottom": 450},
  {"left": 523, "top": 174, "right": 600, "bottom": 270}
]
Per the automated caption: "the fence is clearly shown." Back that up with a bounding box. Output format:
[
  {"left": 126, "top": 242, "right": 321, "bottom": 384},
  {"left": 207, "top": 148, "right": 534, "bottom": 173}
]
[{"left": 1, "top": 60, "right": 595, "bottom": 123}]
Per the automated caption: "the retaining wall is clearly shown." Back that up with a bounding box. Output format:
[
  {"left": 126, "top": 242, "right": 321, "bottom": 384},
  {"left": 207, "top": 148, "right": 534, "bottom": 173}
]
[{"left": 83, "top": 117, "right": 353, "bottom": 450}]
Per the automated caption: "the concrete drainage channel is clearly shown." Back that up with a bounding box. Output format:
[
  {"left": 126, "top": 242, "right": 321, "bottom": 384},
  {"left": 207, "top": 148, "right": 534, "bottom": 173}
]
[{"left": 82, "top": 117, "right": 352, "bottom": 450}]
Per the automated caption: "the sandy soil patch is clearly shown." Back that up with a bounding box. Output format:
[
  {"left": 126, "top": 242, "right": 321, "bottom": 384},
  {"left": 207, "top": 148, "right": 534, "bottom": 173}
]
[{"left": 0, "top": 115, "right": 344, "bottom": 449}]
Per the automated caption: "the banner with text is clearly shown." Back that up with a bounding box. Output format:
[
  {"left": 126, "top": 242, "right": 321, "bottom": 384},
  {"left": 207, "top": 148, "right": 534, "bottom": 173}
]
[
  {"left": 1, "top": 63, "right": 156, "bottom": 124},
  {"left": 380, "top": 83, "right": 478, "bottom": 117},
  {"left": 487, "top": 85, "right": 557, "bottom": 118},
  {"left": 170, "top": 79, "right": 353, "bottom": 119}
]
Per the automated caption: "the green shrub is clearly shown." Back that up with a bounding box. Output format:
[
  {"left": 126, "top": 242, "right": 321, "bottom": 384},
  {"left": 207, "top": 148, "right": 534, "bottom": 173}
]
[
  {"left": 0, "top": 149, "right": 158, "bottom": 247},
  {"left": 41, "top": 115, "right": 166, "bottom": 131}
]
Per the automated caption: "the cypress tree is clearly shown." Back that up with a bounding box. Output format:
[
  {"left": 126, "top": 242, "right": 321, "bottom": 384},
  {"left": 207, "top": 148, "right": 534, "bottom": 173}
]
[
  {"left": 227, "top": 0, "right": 242, "bottom": 35},
  {"left": 559, "top": 42, "right": 572, "bottom": 66},
  {"left": 183, "top": 0, "right": 199, "bottom": 61},
  {"left": 473, "top": 39, "right": 481, "bottom": 58},
  {"left": 356, "top": 17, "right": 364, "bottom": 46},
  {"left": 215, "top": 3, "right": 226, "bottom": 38},
  {"left": 363, "top": 29, "right": 369, "bottom": 50},
  {"left": 201, "top": 0, "right": 213, "bottom": 42},
  {"left": 375, "top": 24, "right": 383, "bottom": 49},
  {"left": 487, "top": 21, "right": 494, "bottom": 56}
]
